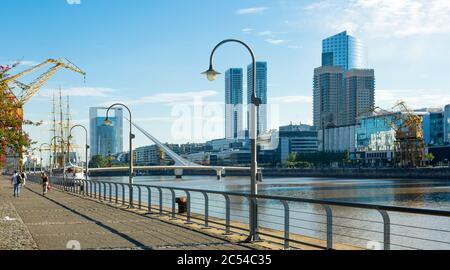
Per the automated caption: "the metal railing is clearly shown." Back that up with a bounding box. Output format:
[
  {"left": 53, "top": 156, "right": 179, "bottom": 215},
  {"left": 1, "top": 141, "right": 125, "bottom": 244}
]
[{"left": 29, "top": 175, "right": 450, "bottom": 250}]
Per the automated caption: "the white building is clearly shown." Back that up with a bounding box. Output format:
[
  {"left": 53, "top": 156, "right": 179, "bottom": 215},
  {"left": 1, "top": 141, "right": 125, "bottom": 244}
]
[{"left": 319, "top": 125, "right": 358, "bottom": 153}]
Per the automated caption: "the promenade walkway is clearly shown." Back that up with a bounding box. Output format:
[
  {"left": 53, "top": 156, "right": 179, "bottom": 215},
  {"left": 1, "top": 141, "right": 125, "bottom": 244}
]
[{"left": 0, "top": 176, "right": 262, "bottom": 250}]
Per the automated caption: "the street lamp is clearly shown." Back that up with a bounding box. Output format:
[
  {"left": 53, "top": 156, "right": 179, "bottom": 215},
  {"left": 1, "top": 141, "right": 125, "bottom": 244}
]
[
  {"left": 202, "top": 39, "right": 261, "bottom": 242},
  {"left": 68, "top": 124, "right": 90, "bottom": 181},
  {"left": 104, "top": 103, "right": 135, "bottom": 208},
  {"left": 39, "top": 143, "right": 51, "bottom": 173}
]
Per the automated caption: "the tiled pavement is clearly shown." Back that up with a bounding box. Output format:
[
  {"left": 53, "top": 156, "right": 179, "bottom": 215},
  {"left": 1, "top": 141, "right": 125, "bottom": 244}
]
[{"left": 0, "top": 177, "right": 259, "bottom": 250}]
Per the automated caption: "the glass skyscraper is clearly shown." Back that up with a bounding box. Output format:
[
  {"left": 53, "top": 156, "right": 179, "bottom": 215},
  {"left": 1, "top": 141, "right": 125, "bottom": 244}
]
[
  {"left": 247, "top": 61, "right": 268, "bottom": 135},
  {"left": 89, "top": 107, "right": 123, "bottom": 157},
  {"left": 225, "top": 68, "right": 244, "bottom": 139},
  {"left": 322, "top": 31, "right": 365, "bottom": 71}
]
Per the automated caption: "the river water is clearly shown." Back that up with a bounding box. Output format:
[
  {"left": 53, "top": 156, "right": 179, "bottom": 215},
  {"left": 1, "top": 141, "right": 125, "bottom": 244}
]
[{"left": 90, "top": 175, "right": 450, "bottom": 250}]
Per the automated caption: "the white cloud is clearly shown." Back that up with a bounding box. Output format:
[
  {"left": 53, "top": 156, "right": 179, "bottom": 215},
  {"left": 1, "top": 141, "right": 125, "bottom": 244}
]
[
  {"left": 40, "top": 87, "right": 116, "bottom": 97},
  {"left": 376, "top": 89, "right": 450, "bottom": 109},
  {"left": 270, "top": 96, "right": 312, "bottom": 104},
  {"left": 242, "top": 28, "right": 253, "bottom": 34},
  {"left": 265, "top": 38, "right": 288, "bottom": 45},
  {"left": 236, "top": 7, "right": 268, "bottom": 15},
  {"left": 67, "top": 0, "right": 81, "bottom": 4},
  {"left": 101, "top": 90, "right": 219, "bottom": 106},
  {"left": 305, "top": 0, "right": 450, "bottom": 37},
  {"left": 258, "top": 31, "right": 274, "bottom": 36}
]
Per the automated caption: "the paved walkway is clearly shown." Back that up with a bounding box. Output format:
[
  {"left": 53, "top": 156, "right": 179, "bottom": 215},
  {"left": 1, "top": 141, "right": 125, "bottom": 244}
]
[{"left": 0, "top": 176, "right": 259, "bottom": 250}]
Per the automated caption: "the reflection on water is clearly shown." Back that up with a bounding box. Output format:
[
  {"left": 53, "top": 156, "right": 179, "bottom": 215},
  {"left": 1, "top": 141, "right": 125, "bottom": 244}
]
[{"left": 91, "top": 175, "right": 450, "bottom": 249}]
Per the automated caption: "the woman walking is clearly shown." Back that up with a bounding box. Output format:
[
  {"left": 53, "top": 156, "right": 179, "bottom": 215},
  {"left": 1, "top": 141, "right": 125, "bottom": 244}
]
[{"left": 41, "top": 172, "right": 50, "bottom": 196}]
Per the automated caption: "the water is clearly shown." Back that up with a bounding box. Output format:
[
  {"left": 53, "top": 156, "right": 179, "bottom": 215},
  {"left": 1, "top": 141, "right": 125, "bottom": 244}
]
[{"left": 90, "top": 175, "right": 450, "bottom": 250}]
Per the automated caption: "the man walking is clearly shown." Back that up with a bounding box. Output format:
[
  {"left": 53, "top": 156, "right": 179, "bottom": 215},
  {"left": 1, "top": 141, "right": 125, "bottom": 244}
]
[{"left": 11, "top": 171, "right": 23, "bottom": 197}]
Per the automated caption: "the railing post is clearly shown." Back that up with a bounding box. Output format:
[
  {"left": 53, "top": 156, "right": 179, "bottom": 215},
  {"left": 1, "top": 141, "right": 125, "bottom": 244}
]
[
  {"left": 202, "top": 192, "right": 209, "bottom": 228},
  {"left": 281, "top": 200, "right": 290, "bottom": 250},
  {"left": 157, "top": 187, "right": 163, "bottom": 215},
  {"left": 223, "top": 194, "right": 231, "bottom": 235},
  {"left": 322, "top": 204, "right": 333, "bottom": 250},
  {"left": 94, "top": 181, "right": 97, "bottom": 199},
  {"left": 103, "top": 182, "right": 107, "bottom": 201},
  {"left": 89, "top": 181, "right": 92, "bottom": 197},
  {"left": 185, "top": 190, "right": 192, "bottom": 224},
  {"left": 170, "top": 189, "right": 176, "bottom": 219},
  {"left": 108, "top": 183, "right": 112, "bottom": 202},
  {"left": 138, "top": 186, "right": 142, "bottom": 210},
  {"left": 146, "top": 187, "right": 152, "bottom": 214},
  {"left": 378, "top": 210, "right": 391, "bottom": 250},
  {"left": 114, "top": 183, "right": 118, "bottom": 204},
  {"left": 98, "top": 182, "right": 103, "bottom": 201},
  {"left": 121, "top": 184, "right": 125, "bottom": 205}
]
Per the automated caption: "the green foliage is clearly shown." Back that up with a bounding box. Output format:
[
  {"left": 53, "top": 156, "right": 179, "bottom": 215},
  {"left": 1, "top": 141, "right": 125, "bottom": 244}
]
[
  {"left": 89, "top": 155, "right": 108, "bottom": 168},
  {"left": 286, "top": 151, "right": 349, "bottom": 167}
]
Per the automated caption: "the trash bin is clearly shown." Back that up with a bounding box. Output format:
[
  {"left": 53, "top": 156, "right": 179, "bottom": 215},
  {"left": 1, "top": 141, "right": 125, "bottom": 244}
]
[{"left": 176, "top": 197, "right": 188, "bottom": 214}]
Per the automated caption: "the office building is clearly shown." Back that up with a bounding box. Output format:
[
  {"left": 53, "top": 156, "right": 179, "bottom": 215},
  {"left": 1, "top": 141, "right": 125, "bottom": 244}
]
[
  {"left": 225, "top": 68, "right": 244, "bottom": 139},
  {"left": 89, "top": 107, "right": 123, "bottom": 157},
  {"left": 247, "top": 61, "right": 268, "bottom": 135},
  {"left": 319, "top": 125, "right": 358, "bottom": 153},
  {"left": 322, "top": 31, "right": 365, "bottom": 71},
  {"left": 313, "top": 66, "right": 344, "bottom": 129},
  {"left": 445, "top": 105, "right": 450, "bottom": 144},
  {"left": 278, "top": 126, "right": 319, "bottom": 164},
  {"left": 419, "top": 108, "right": 444, "bottom": 146},
  {"left": 345, "top": 69, "right": 375, "bottom": 125}
]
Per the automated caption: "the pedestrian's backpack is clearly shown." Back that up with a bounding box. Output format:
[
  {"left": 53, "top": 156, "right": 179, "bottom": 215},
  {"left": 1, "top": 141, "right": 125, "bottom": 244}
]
[{"left": 17, "top": 174, "right": 23, "bottom": 184}]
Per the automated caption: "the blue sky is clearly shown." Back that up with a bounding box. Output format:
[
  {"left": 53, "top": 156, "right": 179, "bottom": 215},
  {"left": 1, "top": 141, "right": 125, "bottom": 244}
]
[{"left": 2, "top": 0, "right": 450, "bottom": 161}]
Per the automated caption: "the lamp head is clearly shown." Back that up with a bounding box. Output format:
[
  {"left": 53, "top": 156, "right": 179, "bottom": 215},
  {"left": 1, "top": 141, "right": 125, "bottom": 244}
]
[
  {"left": 202, "top": 66, "right": 221, "bottom": 81},
  {"left": 103, "top": 118, "right": 113, "bottom": 126}
]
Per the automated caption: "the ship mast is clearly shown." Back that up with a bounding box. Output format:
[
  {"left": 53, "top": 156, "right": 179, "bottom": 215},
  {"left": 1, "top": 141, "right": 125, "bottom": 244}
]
[{"left": 59, "top": 87, "right": 65, "bottom": 167}]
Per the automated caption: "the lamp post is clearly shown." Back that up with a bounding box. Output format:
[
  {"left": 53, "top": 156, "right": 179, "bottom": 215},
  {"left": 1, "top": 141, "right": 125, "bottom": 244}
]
[
  {"left": 68, "top": 124, "right": 90, "bottom": 181},
  {"left": 39, "top": 143, "right": 51, "bottom": 173},
  {"left": 104, "top": 103, "right": 134, "bottom": 208},
  {"left": 202, "top": 39, "right": 261, "bottom": 242}
]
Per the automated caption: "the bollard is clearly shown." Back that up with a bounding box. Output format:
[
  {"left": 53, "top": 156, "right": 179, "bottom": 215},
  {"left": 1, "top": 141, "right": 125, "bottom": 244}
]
[{"left": 176, "top": 197, "right": 188, "bottom": 214}]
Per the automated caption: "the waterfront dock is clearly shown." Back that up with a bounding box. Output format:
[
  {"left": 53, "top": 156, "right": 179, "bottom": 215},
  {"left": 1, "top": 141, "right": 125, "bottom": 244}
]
[{"left": 0, "top": 176, "right": 262, "bottom": 250}]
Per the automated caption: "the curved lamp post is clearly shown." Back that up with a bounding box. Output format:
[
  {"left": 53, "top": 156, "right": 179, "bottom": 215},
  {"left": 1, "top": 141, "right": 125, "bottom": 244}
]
[
  {"left": 68, "top": 124, "right": 90, "bottom": 181},
  {"left": 104, "top": 103, "right": 135, "bottom": 208},
  {"left": 39, "top": 143, "right": 51, "bottom": 173},
  {"left": 202, "top": 39, "right": 261, "bottom": 242}
]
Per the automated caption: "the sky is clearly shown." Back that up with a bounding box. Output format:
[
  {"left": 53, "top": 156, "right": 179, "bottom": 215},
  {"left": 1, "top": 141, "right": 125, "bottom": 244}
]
[{"left": 2, "top": 0, "right": 450, "bottom": 162}]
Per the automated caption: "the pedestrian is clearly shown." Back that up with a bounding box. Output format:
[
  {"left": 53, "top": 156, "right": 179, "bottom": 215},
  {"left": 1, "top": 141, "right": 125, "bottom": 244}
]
[
  {"left": 11, "top": 171, "right": 23, "bottom": 197},
  {"left": 20, "top": 171, "right": 27, "bottom": 187},
  {"left": 41, "top": 172, "right": 50, "bottom": 196}
]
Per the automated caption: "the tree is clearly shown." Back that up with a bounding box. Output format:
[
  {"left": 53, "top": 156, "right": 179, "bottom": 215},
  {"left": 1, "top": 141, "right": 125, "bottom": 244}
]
[
  {"left": 89, "top": 155, "right": 108, "bottom": 168},
  {"left": 1, "top": 63, "right": 42, "bottom": 169}
]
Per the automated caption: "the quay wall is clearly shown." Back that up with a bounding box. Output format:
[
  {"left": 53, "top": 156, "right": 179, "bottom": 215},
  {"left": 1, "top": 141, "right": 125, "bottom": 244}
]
[{"left": 89, "top": 167, "right": 450, "bottom": 180}]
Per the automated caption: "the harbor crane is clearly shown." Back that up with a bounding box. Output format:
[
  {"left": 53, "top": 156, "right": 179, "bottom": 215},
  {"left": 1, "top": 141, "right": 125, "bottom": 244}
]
[
  {"left": 0, "top": 58, "right": 86, "bottom": 167},
  {"left": 358, "top": 101, "right": 425, "bottom": 167}
]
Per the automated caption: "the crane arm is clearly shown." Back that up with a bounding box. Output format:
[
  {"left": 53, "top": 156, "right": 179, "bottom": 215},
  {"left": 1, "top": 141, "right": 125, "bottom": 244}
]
[
  {"left": 9, "top": 59, "right": 86, "bottom": 104},
  {"left": 0, "top": 59, "right": 58, "bottom": 84}
]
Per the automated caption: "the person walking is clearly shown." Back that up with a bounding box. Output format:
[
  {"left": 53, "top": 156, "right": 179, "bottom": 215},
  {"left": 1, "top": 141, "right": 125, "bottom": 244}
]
[
  {"left": 11, "top": 171, "right": 23, "bottom": 197},
  {"left": 20, "top": 171, "right": 27, "bottom": 187},
  {"left": 41, "top": 172, "right": 50, "bottom": 196}
]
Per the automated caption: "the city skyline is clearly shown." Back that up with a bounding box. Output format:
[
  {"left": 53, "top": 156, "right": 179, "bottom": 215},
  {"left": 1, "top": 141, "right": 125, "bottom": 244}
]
[{"left": 2, "top": 0, "right": 450, "bottom": 153}]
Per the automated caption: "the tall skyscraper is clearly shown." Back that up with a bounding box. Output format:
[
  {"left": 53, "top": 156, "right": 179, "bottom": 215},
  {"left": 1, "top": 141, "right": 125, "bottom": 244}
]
[
  {"left": 89, "top": 107, "right": 123, "bottom": 157},
  {"left": 225, "top": 68, "right": 244, "bottom": 139},
  {"left": 314, "top": 31, "right": 374, "bottom": 130},
  {"left": 345, "top": 69, "right": 375, "bottom": 125},
  {"left": 313, "top": 66, "right": 344, "bottom": 129},
  {"left": 322, "top": 31, "right": 365, "bottom": 71},
  {"left": 247, "top": 61, "right": 268, "bottom": 135}
]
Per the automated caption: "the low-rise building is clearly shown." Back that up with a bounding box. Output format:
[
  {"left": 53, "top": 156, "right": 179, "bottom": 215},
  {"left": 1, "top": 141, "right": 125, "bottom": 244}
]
[
  {"left": 444, "top": 105, "right": 450, "bottom": 144},
  {"left": 278, "top": 126, "right": 319, "bottom": 165}
]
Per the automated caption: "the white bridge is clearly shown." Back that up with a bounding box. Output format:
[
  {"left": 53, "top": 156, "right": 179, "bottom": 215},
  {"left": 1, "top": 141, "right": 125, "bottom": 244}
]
[{"left": 89, "top": 118, "right": 250, "bottom": 179}]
